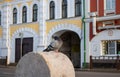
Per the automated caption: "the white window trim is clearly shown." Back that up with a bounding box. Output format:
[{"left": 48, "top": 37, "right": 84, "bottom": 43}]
[{"left": 103, "top": 21, "right": 115, "bottom": 27}]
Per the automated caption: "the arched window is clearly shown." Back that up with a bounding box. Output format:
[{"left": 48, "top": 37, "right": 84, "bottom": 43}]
[
  {"left": 50, "top": 1, "right": 55, "bottom": 19},
  {"left": 75, "top": 0, "right": 81, "bottom": 16},
  {"left": 33, "top": 4, "right": 38, "bottom": 22},
  {"left": 22, "top": 6, "right": 27, "bottom": 23},
  {"left": 0, "top": 11, "right": 1, "bottom": 25},
  {"left": 62, "top": 0, "right": 67, "bottom": 18},
  {"left": 13, "top": 8, "right": 17, "bottom": 24}
]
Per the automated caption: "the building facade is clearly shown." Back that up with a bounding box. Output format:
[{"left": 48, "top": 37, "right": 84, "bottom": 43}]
[
  {"left": 85, "top": 0, "right": 120, "bottom": 64},
  {"left": 1, "top": 0, "right": 119, "bottom": 68},
  {"left": 0, "top": 0, "right": 87, "bottom": 68}
]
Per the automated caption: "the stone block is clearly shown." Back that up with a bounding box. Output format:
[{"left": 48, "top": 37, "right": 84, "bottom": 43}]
[{"left": 15, "top": 51, "right": 75, "bottom": 77}]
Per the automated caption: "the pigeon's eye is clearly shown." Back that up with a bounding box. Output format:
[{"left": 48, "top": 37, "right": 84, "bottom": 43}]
[{"left": 54, "top": 37, "right": 59, "bottom": 40}]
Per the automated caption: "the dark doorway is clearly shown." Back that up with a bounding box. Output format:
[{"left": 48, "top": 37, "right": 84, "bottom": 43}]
[
  {"left": 15, "top": 37, "right": 33, "bottom": 62},
  {"left": 60, "top": 31, "right": 81, "bottom": 68}
]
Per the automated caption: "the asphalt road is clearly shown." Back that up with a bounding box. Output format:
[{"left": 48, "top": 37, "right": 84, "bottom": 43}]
[{"left": 0, "top": 66, "right": 120, "bottom": 77}]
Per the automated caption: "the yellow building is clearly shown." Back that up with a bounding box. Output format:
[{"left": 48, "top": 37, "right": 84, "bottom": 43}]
[{"left": 0, "top": 0, "right": 83, "bottom": 68}]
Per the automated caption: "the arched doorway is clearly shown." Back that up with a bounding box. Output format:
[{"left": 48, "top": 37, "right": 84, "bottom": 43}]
[
  {"left": 53, "top": 30, "right": 81, "bottom": 68},
  {"left": 15, "top": 37, "right": 33, "bottom": 62}
]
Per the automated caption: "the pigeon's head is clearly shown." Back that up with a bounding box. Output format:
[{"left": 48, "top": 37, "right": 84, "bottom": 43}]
[
  {"left": 51, "top": 36, "right": 63, "bottom": 50},
  {"left": 52, "top": 36, "right": 60, "bottom": 40}
]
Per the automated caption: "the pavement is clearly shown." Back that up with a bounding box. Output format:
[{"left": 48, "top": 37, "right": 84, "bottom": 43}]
[
  {"left": 0, "top": 66, "right": 15, "bottom": 77},
  {"left": 0, "top": 65, "right": 120, "bottom": 77},
  {"left": 75, "top": 68, "right": 120, "bottom": 73},
  {"left": 75, "top": 71, "right": 120, "bottom": 77}
]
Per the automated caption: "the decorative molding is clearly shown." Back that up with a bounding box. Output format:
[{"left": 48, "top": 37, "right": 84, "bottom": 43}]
[
  {"left": 104, "top": 9, "right": 115, "bottom": 16},
  {"left": 88, "top": 12, "right": 98, "bottom": 17},
  {"left": 47, "top": 23, "right": 81, "bottom": 45},
  {"left": 12, "top": 27, "right": 38, "bottom": 38},
  {"left": 84, "top": 14, "right": 120, "bottom": 22},
  {"left": 90, "top": 29, "right": 120, "bottom": 56},
  {"left": 98, "top": 25, "right": 120, "bottom": 30},
  {"left": 108, "top": 29, "right": 113, "bottom": 36}
]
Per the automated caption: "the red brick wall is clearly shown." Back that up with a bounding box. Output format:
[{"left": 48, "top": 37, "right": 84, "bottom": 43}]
[
  {"left": 90, "top": 0, "right": 97, "bottom": 12},
  {"left": 90, "top": 23, "right": 93, "bottom": 41},
  {"left": 115, "top": 20, "right": 120, "bottom": 25},
  {"left": 96, "top": 22, "right": 103, "bottom": 32},
  {"left": 90, "top": 0, "right": 120, "bottom": 16},
  {"left": 116, "top": 0, "right": 120, "bottom": 14},
  {"left": 98, "top": 0, "right": 104, "bottom": 16}
]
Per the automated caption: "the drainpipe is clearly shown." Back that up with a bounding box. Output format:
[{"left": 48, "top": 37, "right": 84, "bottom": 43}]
[{"left": 82, "top": 0, "right": 86, "bottom": 68}]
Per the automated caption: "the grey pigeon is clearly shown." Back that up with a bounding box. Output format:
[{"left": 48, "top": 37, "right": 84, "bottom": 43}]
[{"left": 43, "top": 36, "right": 63, "bottom": 52}]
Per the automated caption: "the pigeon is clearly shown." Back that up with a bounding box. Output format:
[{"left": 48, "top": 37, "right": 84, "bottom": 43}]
[{"left": 43, "top": 36, "right": 63, "bottom": 52}]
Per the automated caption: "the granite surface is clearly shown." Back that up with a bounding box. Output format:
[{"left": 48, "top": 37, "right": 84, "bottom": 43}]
[{"left": 15, "top": 51, "right": 75, "bottom": 77}]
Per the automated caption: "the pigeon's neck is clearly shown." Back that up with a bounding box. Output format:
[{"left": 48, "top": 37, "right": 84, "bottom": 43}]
[{"left": 54, "top": 49, "right": 59, "bottom": 52}]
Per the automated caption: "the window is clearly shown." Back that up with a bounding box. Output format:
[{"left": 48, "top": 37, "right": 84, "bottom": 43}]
[
  {"left": 13, "top": 8, "right": 17, "bottom": 24},
  {"left": 75, "top": 0, "right": 81, "bottom": 16},
  {"left": 106, "top": 0, "right": 115, "bottom": 10},
  {"left": 22, "top": 6, "right": 27, "bottom": 23},
  {"left": 0, "top": 11, "right": 1, "bottom": 25},
  {"left": 62, "top": 0, "right": 67, "bottom": 18},
  {"left": 102, "top": 40, "right": 120, "bottom": 55},
  {"left": 108, "top": 41, "right": 116, "bottom": 54},
  {"left": 50, "top": 1, "right": 55, "bottom": 19},
  {"left": 33, "top": 4, "right": 38, "bottom": 22}
]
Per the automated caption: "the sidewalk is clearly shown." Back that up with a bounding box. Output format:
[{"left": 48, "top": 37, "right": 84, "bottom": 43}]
[
  {"left": 0, "top": 65, "right": 120, "bottom": 77},
  {"left": 75, "top": 68, "right": 120, "bottom": 73},
  {"left": 1, "top": 65, "right": 120, "bottom": 73},
  {"left": 0, "top": 65, "right": 15, "bottom": 77}
]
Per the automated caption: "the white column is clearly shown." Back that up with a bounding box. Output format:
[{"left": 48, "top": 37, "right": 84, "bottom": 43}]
[
  {"left": 92, "top": 13, "right": 97, "bottom": 35},
  {"left": 85, "top": 23, "right": 90, "bottom": 63},
  {"left": 56, "top": 0, "right": 61, "bottom": 19},
  {"left": 68, "top": 0, "right": 74, "bottom": 17},
  {"left": 1, "top": 3, "right": 11, "bottom": 64},
  {"left": 84, "top": 0, "right": 90, "bottom": 17},
  {"left": 37, "top": 0, "right": 47, "bottom": 51},
  {"left": 93, "top": 17, "right": 97, "bottom": 35}
]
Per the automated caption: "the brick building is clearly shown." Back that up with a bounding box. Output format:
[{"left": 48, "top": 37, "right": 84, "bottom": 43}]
[{"left": 85, "top": 0, "right": 120, "bottom": 66}]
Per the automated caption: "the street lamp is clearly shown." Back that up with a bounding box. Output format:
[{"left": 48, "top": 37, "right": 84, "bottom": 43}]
[{"left": 19, "top": 32, "right": 23, "bottom": 58}]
